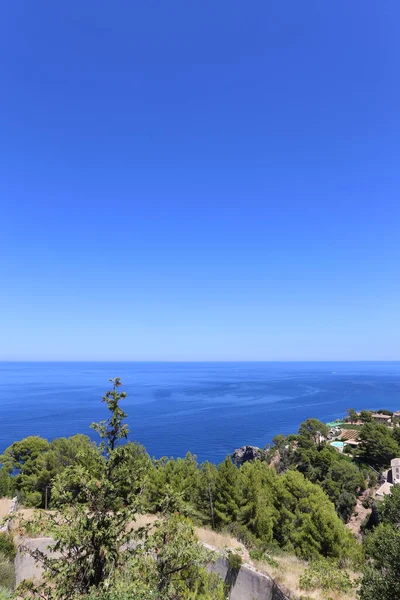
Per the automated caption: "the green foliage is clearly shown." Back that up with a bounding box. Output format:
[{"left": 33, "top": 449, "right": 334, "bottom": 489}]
[
  {"left": 0, "top": 469, "right": 12, "bottom": 498},
  {"left": 0, "top": 434, "right": 96, "bottom": 507},
  {"left": 146, "top": 453, "right": 201, "bottom": 517},
  {"left": 360, "top": 524, "right": 400, "bottom": 600},
  {"left": 358, "top": 422, "right": 400, "bottom": 469},
  {"left": 248, "top": 548, "right": 279, "bottom": 567},
  {"left": 0, "top": 547, "right": 15, "bottom": 595},
  {"left": 0, "top": 560, "right": 14, "bottom": 593},
  {"left": 269, "top": 427, "right": 366, "bottom": 523},
  {"left": 0, "top": 436, "right": 50, "bottom": 506},
  {"left": 7, "top": 380, "right": 369, "bottom": 598},
  {"left": 62, "top": 514, "right": 226, "bottom": 600},
  {"left": 362, "top": 495, "right": 373, "bottom": 509},
  {"left": 272, "top": 470, "right": 360, "bottom": 561},
  {"left": 0, "top": 587, "right": 12, "bottom": 600},
  {"left": 213, "top": 457, "right": 240, "bottom": 527},
  {"left": 347, "top": 408, "right": 358, "bottom": 423},
  {"left": 17, "top": 379, "right": 146, "bottom": 598},
  {"left": 223, "top": 458, "right": 360, "bottom": 562},
  {"left": 376, "top": 483, "right": 400, "bottom": 526},
  {"left": 226, "top": 551, "right": 242, "bottom": 570},
  {"left": 194, "top": 461, "right": 218, "bottom": 527},
  {"left": 225, "top": 521, "right": 260, "bottom": 549},
  {"left": 239, "top": 461, "right": 277, "bottom": 542},
  {"left": 144, "top": 513, "right": 220, "bottom": 598},
  {"left": 0, "top": 534, "right": 15, "bottom": 561},
  {"left": 16, "top": 379, "right": 222, "bottom": 600},
  {"left": 322, "top": 460, "right": 365, "bottom": 522},
  {"left": 360, "top": 410, "right": 373, "bottom": 423},
  {"left": 299, "top": 558, "right": 355, "bottom": 598},
  {"left": 298, "top": 419, "right": 329, "bottom": 445}
]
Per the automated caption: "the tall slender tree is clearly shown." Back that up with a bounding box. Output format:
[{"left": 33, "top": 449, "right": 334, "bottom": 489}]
[
  {"left": 18, "top": 379, "right": 145, "bottom": 598},
  {"left": 17, "top": 379, "right": 222, "bottom": 600}
]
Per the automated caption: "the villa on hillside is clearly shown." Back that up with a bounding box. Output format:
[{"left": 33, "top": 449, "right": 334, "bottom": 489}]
[
  {"left": 376, "top": 458, "right": 400, "bottom": 500},
  {"left": 371, "top": 413, "right": 392, "bottom": 425}
]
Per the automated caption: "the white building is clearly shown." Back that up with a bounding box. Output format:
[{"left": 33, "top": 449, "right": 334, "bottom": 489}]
[
  {"left": 391, "top": 458, "right": 400, "bottom": 484},
  {"left": 376, "top": 458, "right": 400, "bottom": 500}
]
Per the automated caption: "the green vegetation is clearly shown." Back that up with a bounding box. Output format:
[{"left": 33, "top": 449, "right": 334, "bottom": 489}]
[
  {"left": 226, "top": 551, "right": 242, "bottom": 571},
  {"left": 340, "top": 423, "right": 363, "bottom": 430},
  {"left": 0, "top": 534, "right": 16, "bottom": 596},
  {"left": 16, "top": 380, "right": 224, "bottom": 600},
  {"left": 358, "top": 422, "right": 400, "bottom": 469},
  {"left": 357, "top": 466, "right": 400, "bottom": 599},
  {"left": 299, "top": 558, "right": 355, "bottom": 598},
  {"left": 0, "top": 434, "right": 96, "bottom": 507},
  {"left": 3, "top": 383, "right": 400, "bottom": 598},
  {"left": 360, "top": 410, "right": 373, "bottom": 423},
  {"left": 359, "top": 524, "right": 400, "bottom": 600},
  {"left": 347, "top": 408, "right": 358, "bottom": 423},
  {"left": 0, "top": 534, "right": 16, "bottom": 562},
  {"left": 267, "top": 419, "right": 367, "bottom": 523}
]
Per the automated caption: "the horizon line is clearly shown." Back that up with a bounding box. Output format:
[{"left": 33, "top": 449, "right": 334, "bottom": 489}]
[{"left": 1, "top": 359, "right": 400, "bottom": 364}]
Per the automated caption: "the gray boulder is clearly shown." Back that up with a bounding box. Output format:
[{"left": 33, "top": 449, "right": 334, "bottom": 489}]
[{"left": 232, "top": 445, "right": 265, "bottom": 465}]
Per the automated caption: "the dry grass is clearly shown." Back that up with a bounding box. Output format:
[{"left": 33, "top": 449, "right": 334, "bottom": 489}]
[
  {"left": 0, "top": 498, "right": 12, "bottom": 520},
  {"left": 254, "top": 554, "right": 359, "bottom": 600},
  {"left": 130, "top": 515, "right": 246, "bottom": 554},
  {"left": 194, "top": 527, "right": 244, "bottom": 552}
]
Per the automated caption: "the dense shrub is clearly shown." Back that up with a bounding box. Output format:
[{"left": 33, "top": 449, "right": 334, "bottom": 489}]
[
  {"left": 226, "top": 551, "right": 242, "bottom": 571},
  {"left": 299, "top": 558, "right": 355, "bottom": 597},
  {"left": 0, "top": 535, "right": 15, "bottom": 561},
  {"left": 0, "top": 555, "right": 15, "bottom": 591}
]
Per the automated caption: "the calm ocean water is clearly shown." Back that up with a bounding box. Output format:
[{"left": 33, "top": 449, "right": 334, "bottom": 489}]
[{"left": 1, "top": 362, "right": 400, "bottom": 463}]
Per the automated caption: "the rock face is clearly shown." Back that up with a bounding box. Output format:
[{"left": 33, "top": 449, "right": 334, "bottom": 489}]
[{"left": 232, "top": 445, "right": 265, "bottom": 465}]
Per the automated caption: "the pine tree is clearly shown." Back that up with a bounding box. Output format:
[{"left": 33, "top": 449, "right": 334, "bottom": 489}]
[{"left": 213, "top": 457, "right": 240, "bottom": 527}]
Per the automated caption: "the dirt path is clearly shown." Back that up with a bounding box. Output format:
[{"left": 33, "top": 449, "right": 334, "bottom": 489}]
[{"left": 346, "top": 495, "right": 372, "bottom": 540}]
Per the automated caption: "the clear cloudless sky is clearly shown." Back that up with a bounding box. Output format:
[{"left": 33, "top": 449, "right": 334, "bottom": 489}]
[{"left": 1, "top": 1, "right": 399, "bottom": 361}]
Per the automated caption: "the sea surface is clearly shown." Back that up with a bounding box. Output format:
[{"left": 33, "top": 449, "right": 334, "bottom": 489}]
[{"left": 1, "top": 362, "right": 400, "bottom": 464}]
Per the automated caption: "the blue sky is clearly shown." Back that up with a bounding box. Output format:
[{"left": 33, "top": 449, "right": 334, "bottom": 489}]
[{"left": 1, "top": 1, "right": 399, "bottom": 361}]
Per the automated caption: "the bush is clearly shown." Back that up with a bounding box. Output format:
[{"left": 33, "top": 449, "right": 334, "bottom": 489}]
[
  {"left": 0, "top": 535, "right": 15, "bottom": 561},
  {"left": 24, "top": 491, "right": 42, "bottom": 508},
  {"left": 299, "top": 558, "right": 355, "bottom": 598},
  {"left": 249, "top": 548, "right": 279, "bottom": 567},
  {"left": 368, "top": 471, "right": 378, "bottom": 488},
  {"left": 226, "top": 551, "right": 242, "bottom": 571},
  {"left": 362, "top": 496, "right": 373, "bottom": 509},
  {"left": 0, "top": 588, "right": 12, "bottom": 600},
  {"left": 344, "top": 444, "right": 354, "bottom": 454},
  {"left": 226, "top": 522, "right": 259, "bottom": 549},
  {"left": 0, "top": 558, "right": 15, "bottom": 591}
]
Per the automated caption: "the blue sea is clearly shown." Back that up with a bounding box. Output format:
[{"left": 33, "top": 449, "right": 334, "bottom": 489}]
[{"left": 1, "top": 362, "right": 400, "bottom": 464}]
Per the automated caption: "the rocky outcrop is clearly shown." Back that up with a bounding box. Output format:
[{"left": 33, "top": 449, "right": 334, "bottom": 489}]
[{"left": 232, "top": 445, "right": 265, "bottom": 465}]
